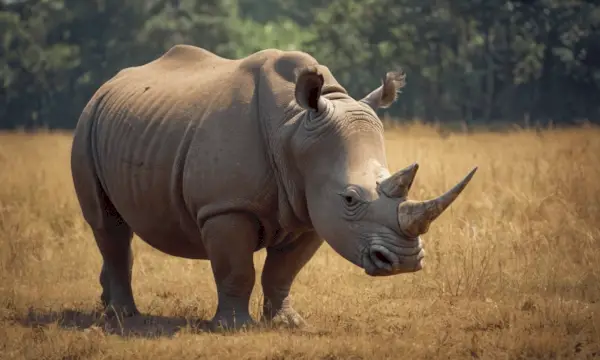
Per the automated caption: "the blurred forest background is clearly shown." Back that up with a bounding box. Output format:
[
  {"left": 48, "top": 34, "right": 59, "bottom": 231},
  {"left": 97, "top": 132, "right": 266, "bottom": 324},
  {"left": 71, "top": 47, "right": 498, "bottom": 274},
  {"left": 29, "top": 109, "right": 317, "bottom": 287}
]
[{"left": 1, "top": 0, "right": 599, "bottom": 130}]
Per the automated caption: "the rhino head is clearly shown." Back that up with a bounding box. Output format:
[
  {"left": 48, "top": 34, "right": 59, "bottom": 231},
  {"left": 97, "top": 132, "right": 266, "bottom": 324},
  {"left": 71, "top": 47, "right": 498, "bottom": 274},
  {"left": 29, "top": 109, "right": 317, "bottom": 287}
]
[{"left": 290, "top": 66, "right": 477, "bottom": 276}]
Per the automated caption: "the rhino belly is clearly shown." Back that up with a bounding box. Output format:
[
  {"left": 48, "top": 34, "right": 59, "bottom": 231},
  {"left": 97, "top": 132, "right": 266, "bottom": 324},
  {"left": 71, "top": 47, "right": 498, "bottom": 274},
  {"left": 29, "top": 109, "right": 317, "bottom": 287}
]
[
  {"left": 98, "top": 162, "right": 209, "bottom": 259},
  {"left": 130, "top": 221, "right": 208, "bottom": 259}
]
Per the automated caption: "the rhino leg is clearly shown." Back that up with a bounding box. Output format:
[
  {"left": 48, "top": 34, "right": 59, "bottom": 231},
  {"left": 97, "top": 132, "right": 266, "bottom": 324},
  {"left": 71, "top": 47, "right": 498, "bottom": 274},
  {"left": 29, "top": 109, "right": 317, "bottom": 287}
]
[
  {"left": 71, "top": 114, "right": 139, "bottom": 318},
  {"left": 93, "top": 220, "right": 139, "bottom": 318},
  {"left": 202, "top": 212, "right": 258, "bottom": 331},
  {"left": 261, "top": 231, "right": 323, "bottom": 328}
]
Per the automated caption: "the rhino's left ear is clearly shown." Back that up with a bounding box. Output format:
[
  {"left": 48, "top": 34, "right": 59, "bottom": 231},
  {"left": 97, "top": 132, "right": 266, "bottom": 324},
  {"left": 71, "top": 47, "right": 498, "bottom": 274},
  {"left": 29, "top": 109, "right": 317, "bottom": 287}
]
[
  {"left": 294, "top": 66, "right": 326, "bottom": 113},
  {"left": 360, "top": 69, "right": 406, "bottom": 110}
]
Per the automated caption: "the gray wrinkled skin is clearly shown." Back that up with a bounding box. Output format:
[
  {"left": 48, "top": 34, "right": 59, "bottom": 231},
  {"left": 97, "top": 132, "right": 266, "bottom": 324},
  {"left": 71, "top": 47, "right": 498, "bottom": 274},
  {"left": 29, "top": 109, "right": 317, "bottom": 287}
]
[{"left": 70, "top": 45, "right": 477, "bottom": 330}]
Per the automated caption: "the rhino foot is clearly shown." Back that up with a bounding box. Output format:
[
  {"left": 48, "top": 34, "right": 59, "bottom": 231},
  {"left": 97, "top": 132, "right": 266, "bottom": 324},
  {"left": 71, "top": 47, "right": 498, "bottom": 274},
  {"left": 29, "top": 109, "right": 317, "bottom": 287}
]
[
  {"left": 103, "top": 302, "right": 140, "bottom": 318},
  {"left": 210, "top": 312, "right": 256, "bottom": 332},
  {"left": 263, "top": 307, "right": 308, "bottom": 329}
]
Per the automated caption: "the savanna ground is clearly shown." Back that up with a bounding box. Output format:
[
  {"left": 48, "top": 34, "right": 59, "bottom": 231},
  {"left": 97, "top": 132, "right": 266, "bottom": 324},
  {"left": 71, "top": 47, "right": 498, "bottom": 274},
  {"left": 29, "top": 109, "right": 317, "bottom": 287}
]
[{"left": 1, "top": 122, "right": 599, "bottom": 359}]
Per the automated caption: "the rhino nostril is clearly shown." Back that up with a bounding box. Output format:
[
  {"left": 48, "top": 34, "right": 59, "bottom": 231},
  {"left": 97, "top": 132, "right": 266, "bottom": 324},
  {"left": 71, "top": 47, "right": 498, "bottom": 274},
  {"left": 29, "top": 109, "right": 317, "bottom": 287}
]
[{"left": 373, "top": 250, "right": 393, "bottom": 267}]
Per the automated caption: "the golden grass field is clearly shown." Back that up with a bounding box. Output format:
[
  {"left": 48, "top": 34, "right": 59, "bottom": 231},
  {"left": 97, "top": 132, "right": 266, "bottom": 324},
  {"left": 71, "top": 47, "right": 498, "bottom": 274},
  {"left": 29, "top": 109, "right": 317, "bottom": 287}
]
[{"left": 1, "top": 122, "right": 599, "bottom": 359}]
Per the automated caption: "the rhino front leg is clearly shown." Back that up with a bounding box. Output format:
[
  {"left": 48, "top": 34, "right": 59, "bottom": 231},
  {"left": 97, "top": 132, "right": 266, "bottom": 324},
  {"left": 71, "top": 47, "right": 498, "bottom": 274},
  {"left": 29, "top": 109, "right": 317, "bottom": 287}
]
[
  {"left": 202, "top": 213, "right": 259, "bottom": 331},
  {"left": 261, "top": 231, "right": 323, "bottom": 328}
]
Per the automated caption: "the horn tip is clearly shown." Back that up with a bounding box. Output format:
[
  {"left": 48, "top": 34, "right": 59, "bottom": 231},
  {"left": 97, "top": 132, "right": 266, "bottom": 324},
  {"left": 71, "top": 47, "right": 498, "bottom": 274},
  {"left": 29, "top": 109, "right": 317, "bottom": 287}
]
[
  {"left": 466, "top": 166, "right": 478, "bottom": 180},
  {"left": 397, "top": 162, "right": 419, "bottom": 175},
  {"left": 452, "top": 166, "right": 479, "bottom": 194},
  {"left": 456, "top": 166, "right": 478, "bottom": 190}
]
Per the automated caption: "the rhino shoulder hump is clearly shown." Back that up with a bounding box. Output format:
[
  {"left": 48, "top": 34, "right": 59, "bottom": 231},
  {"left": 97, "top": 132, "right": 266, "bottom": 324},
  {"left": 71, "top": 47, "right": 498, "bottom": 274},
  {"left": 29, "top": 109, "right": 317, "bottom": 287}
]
[{"left": 138, "top": 45, "right": 232, "bottom": 74}]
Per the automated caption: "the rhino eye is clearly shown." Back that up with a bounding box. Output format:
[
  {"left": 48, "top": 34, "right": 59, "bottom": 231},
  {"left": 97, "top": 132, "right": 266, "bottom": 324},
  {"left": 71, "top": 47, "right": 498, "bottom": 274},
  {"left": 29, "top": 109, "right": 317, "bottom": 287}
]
[
  {"left": 339, "top": 187, "right": 368, "bottom": 219},
  {"left": 340, "top": 188, "right": 363, "bottom": 207}
]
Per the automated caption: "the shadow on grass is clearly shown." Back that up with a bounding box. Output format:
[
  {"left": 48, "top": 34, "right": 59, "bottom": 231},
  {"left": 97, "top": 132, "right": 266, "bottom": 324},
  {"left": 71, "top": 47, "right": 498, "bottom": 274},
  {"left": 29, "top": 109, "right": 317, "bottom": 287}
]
[
  {"left": 13, "top": 308, "right": 213, "bottom": 338},
  {"left": 10, "top": 308, "right": 331, "bottom": 338}
]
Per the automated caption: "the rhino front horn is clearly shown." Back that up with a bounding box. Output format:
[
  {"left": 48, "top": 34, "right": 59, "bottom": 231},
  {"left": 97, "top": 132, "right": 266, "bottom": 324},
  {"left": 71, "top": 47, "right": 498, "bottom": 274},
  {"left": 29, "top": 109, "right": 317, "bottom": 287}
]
[{"left": 397, "top": 167, "right": 478, "bottom": 237}]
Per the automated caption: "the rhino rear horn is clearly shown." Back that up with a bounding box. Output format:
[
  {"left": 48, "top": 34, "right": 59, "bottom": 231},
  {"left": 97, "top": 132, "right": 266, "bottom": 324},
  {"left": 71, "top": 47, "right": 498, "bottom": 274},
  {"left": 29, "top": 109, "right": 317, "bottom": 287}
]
[
  {"left": 360, "top": 69, "right": 407, "bottom": 110},
  {"left": 397, "top": 167, "right": 478, "bottom": 237},
  {"left": 378, "top": 162, "right": 419, "bottom": 198}
]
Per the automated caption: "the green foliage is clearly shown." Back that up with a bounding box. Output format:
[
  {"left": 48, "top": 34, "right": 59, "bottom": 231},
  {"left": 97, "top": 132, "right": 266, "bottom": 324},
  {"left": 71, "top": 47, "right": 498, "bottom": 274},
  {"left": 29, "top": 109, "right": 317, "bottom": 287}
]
[{"left": 1, "top": 0, "right": 599, "bottom": 129}]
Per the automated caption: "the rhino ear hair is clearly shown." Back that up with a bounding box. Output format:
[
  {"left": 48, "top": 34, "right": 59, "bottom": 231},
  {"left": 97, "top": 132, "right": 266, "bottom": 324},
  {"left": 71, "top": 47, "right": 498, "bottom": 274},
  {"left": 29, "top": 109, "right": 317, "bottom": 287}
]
[
  {"left": 294, "top": 66, "right": 325, "bottom": 112},
  {"left": 360, "top": 69, "right": 407, "bottom": 110}
]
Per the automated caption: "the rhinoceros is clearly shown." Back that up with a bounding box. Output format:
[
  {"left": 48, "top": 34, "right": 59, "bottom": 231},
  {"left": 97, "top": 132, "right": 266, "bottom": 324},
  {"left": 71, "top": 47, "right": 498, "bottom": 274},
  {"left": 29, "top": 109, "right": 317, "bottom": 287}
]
[{"left": 70, "top": 44, "right": 477, "bottom": 330}]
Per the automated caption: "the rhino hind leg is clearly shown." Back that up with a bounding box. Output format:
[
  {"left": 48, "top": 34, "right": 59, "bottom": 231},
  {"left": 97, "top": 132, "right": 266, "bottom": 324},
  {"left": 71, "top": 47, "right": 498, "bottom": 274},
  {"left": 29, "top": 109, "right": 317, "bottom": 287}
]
[
  {"left": 72, "top": 168, "right": 138, "bottom": 317},
  {"left": 261, "top": 231, "right": 323, "bottom": 329},
  {"left": 201, "top": 212, "right": 260, "bottom": 331},
  {"left": 93, "top": 223, "right": 139, "bottom": 318}
]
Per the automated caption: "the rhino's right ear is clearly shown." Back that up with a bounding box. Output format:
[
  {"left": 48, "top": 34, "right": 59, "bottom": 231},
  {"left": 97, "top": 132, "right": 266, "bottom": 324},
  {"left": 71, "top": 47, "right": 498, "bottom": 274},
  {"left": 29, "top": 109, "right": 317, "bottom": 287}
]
[
  {"left": 360, "top": 69, "right": 406, "bottom": 110},
  {"left": 294, "top": 66, "right": 326, "bottom": 113}
]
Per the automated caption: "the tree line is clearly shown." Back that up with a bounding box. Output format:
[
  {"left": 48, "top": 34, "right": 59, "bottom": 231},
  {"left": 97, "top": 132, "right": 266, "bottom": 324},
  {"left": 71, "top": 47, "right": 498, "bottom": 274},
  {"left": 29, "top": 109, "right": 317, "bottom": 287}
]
[{"left": 1, "top": 0, "right": 599, "bottom": 129}]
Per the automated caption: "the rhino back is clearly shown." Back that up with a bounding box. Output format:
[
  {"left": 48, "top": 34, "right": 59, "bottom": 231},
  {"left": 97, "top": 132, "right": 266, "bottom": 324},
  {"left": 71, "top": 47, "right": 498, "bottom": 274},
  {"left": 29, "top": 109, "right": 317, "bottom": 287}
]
[{"left": 87, "top": 45, "right": 280, "bottom": 256}]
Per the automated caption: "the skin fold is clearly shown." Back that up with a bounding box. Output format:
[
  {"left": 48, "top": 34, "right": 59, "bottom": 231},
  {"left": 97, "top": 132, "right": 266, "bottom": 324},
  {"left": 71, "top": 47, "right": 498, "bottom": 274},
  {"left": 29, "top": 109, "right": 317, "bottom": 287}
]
[{"left": 70, "top": 44, "right": 477, "bottom": 330}]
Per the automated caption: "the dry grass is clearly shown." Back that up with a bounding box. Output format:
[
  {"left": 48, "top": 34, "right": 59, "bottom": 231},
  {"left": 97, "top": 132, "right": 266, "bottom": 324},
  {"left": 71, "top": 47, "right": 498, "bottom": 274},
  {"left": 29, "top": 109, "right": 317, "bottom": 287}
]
[{"left": 1, "top": 122, "right": 599, "bottom": 359}]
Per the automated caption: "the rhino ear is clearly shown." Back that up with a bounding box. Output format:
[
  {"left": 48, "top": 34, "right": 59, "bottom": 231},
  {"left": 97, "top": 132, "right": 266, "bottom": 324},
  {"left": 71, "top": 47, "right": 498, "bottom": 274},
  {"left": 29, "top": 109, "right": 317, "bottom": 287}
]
[
  {"left": 294, "top": 66, "right": 326, "bottom": 112},
  {"left": 360, "top": 69, "right": 406, "bottom": 110}
]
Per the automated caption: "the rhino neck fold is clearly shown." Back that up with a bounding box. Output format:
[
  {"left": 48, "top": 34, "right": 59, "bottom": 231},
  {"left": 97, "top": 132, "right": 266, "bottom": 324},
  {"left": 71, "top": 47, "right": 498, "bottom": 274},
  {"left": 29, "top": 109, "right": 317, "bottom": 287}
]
[{"left": 260, "top": 102, "right": 313, "bottom": 233}]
